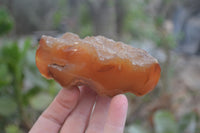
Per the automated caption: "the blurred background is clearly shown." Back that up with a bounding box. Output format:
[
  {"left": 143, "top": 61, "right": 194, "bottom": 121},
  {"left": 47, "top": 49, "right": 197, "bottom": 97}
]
[{"left": 0, "top": 0, "right": 200, "bottom": 132}]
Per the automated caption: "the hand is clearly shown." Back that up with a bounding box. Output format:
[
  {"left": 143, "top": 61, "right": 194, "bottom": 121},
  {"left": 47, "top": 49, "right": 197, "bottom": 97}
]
[{"left": 29, "top": 86, "right": 128, "bottom": 133}]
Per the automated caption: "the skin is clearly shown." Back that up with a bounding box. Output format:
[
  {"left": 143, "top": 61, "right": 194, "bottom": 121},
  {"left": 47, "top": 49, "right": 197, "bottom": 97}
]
[{"left": 29, "top": 86, "right": 128, "bottom": 133}]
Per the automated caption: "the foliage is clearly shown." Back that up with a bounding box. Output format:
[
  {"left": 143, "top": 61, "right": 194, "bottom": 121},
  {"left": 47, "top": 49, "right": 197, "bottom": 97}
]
[
  {"left": 153, "top": 110, "right": 200, "bottom": 133},
  {"left": 30, "top": 93, "right": 54, "bottom": 111},
  {"left": 5, "top": 124, "right": 23, "bottom": 133},
  {"left": 0, "top": 39, "right": 58, "bottom": 132},
  {"left": 125, "top": 124, "right": 148, "bottom": 133},
  {"left": 78, "top": 3, "right": 93, "bottom": 38},
  {"left": 126, "top": 110, "right": 200, "bottom": 133},
  {"left": 178, "top": 112, "right": 199, "bottom": 133},
  {"left": 53, "top": 0, "right": 68, "bottom": 28},
  {"left": 154, "top": 110, "right": 178, "bottom": 133},
  {"left": 53, "top": 0, "right": 93, "bottom": 37},
  {"left": 123, "top": 0, "right": 156, "bottom": 40},
  {"left": 0, "top": 7, "right": 14, "bottom": 36},
  {"left": 0, "top": 97, "right": 17, "bottom": 117}
]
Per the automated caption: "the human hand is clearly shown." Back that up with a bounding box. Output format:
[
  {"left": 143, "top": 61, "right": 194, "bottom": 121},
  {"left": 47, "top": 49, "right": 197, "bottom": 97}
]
[{"left": 29, "top": 86, "right": 128, "bottom": 133}]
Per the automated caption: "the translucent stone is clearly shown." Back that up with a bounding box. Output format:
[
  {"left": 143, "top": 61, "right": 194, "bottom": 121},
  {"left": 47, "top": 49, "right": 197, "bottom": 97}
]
[{"left": 36, "top": 32, "right": 161, "bottom": 96}]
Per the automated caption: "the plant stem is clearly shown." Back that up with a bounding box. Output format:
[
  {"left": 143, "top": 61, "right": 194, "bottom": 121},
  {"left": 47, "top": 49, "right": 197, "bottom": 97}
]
[
  {"left": 14, "top": 64, "right": 24, "bottom": 123},
  {"left": 14, "top": 62, "right": 32, "bottom": 129}
]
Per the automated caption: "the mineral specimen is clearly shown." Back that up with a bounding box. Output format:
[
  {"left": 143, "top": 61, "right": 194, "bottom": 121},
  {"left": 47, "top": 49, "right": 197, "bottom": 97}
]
[{"left": 36, "top": 32, "right": 161, "bottom": 97}]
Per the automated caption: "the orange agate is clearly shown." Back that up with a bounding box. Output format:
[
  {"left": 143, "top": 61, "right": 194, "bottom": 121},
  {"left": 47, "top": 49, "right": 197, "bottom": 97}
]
[{"left": 36, "top": 32, "right": 161, "bottom": 97}]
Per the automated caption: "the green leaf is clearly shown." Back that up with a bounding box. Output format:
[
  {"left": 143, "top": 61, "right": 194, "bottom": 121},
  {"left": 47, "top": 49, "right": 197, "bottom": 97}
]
[
  {"left": 0, "top": 64, "right": 12, "bottom": 87},
  {"left": 155, "top": 16, "right": 165, "bottom": 27},
  {"left": 0, "top": 7, "right": 14, "bottom": 36},
  {"left": 30, "top": 93, "right": 53, "bottom": 111},
  {"left": 178, "top": 112, "right": 198, "bottom": 133},
  {"left": 5, "top": 124, "right": 23, "bottom": 133},
  {"left": 23, "top": 87, "right": 42, "bottom": 105},
  {"left": 21, "top": 38, "right": 31, "bottom": 58},
  {"left": 24, "top": 68, "right": 49, "bottom": 89},
  {"left": 125, "top": 125, "right": 149, "bottom": 133},
  {"left": 25, "top": 49, "right": 36, "bottom": 67},
  {"left": 2, "top": 41, "right": 20, "bottom": 66},
  {"left": 154, "top": 110, "right": 178, "bottom": 133},
  {"left": 0, "top": 97, "right": 17, "bottom": 117}
]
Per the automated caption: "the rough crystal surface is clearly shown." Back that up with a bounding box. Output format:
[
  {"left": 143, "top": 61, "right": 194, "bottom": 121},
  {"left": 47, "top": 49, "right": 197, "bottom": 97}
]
[{"left": 36, "top": 32, "right": 161, "bottom": 96}]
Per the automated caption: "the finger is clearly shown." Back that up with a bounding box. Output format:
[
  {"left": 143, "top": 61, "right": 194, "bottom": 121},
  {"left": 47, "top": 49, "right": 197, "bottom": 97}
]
[
  {"left": 85, "top": 96, "right": 111, "bottom": 133},
  {"left": 29, "top": 87, "right": 80, "bottom": 133},
  {"left": 60, "top": 86, "right": 97, "bottom": 133},
  {"left": 104, "top": 94, "right": 128, "bottom": 133}
]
